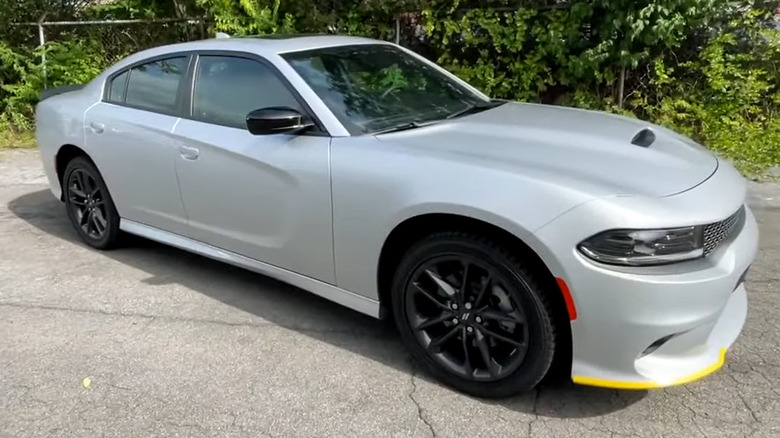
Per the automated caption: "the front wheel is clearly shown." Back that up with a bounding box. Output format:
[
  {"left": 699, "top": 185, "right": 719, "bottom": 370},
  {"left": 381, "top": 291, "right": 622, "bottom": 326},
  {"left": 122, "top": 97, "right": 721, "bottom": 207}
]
[
  {"left": 391, "top": 232, "right": 557, "bottom": 398},
  {"left": 63, "top": 156, "right": 121, "bottom": 249}
]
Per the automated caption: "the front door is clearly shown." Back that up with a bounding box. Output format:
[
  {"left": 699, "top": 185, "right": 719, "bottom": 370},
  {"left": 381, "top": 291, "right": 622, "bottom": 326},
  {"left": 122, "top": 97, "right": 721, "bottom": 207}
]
[{"left": 172, "top": 54, "right": 335, "bottom": 283}]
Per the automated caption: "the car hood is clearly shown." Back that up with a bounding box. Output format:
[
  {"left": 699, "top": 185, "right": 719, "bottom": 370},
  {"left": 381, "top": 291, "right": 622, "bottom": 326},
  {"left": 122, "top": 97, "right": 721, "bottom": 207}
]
[{"left": 376, "top": 102, "right": 718, "bottom": 198}]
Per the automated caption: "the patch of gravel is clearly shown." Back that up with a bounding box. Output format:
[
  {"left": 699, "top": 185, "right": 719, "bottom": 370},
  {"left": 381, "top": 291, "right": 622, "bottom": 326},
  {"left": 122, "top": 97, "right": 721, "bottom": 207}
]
[{"left": 0, "top": 148, "right": 48, "bottom": 186}]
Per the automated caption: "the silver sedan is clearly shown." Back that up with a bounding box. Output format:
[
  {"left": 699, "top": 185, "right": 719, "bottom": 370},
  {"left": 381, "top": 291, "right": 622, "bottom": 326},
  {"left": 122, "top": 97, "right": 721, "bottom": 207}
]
[{"left": 35, "top": 35, "right": 758, "bottom": 397}]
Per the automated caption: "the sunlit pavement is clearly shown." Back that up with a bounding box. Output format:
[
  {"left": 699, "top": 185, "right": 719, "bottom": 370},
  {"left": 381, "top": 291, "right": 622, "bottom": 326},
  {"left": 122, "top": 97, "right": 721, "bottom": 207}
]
[{"left": 2, "top": 149, "right": 778, "bottom": 438}]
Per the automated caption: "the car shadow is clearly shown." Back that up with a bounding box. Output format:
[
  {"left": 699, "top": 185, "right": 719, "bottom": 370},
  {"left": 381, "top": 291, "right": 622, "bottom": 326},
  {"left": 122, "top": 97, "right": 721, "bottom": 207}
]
[{"left": 8, "top": 189, "right": 647, "bottom": 418}]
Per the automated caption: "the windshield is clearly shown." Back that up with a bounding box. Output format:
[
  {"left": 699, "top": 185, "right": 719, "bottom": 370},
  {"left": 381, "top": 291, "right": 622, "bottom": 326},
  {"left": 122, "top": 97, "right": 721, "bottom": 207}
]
[{"left": 282, "top": 44, "right": 491, "bottom": 135}]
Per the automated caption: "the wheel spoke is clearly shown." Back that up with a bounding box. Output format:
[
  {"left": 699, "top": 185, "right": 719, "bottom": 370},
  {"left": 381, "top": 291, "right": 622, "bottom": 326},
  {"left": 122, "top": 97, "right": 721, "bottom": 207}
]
[
  {"left": 413, "top": 282, "right": 449, "bottom": 311},
  {"left": 92, "top": 209, "right": 107, "bottom": 234},
  {"left": 480, "top": 309, "right": 525, "bottom": 325},
  {"left": 75, "top": 171, "right": 87, "bottom": 193},
  {"left": 415, "top": 313, "right": 452, "bottom": 331},
  {"left": 89, "top": 213, "right": 101, "bottom": 234},
  {"left": 70, "top": 186, "right": 87, "bottom": 198},
  {"left": 473, "top": 274, "right": 492, "bottom": 307},
  {"left": 425, "top": 269, "right": 457, "bottom": 298},
  {"left": 459, "top": 262, "right": 470, "bottom": 297},
  {"left": 69, "top": 197, "right": 87, "bottom": 206},
  {"left": 461, "top": 327, "right": 474, "bottom": 377},
  {"left": 479, "top": 326, "right": 525, "bottom": 348},
  {"left": 84, "top": 174, "right": 96, "bottom": 196},
  {"left": 428, "top": 326, "right": 461, "bottom": 352},
  {"left": 475, "top": 329, "right": 500, "bottom": 379},
  {"left": 80, "top": 208, "right": 91, "bottom": 227},
  {"left": 81, "top": 210, "right": 94, "bottom": 234}
]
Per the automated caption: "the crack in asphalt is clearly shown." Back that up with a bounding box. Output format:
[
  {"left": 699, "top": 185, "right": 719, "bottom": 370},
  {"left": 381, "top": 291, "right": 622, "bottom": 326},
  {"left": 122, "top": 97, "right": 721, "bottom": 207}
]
[
  {"left": 407, "top": 366, "right": 436, "bottom": 438},
  {"left": 723, "top": 364, "right": 764, "bottom": 425},
  {"left": 0, "top": 301, "right": 381, "bottom": 337},
  {"left": 527, "top": 387, "right": 540, "bottom": 437},
  {"left": 679, "top": 387, "right": 708, "bottom": 438}
]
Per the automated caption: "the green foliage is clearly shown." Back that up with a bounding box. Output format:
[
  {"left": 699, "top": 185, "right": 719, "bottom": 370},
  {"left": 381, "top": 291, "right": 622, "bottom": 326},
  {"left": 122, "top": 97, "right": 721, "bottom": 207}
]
[
  {"left": 197, "top": 0, "right": 296, "bottom": 35},
  {"left": 636, "top": 9, "right": 780, "bottom": 176},
  {"left": 0, "top": 40, "right": 107, "bottom": 131}
]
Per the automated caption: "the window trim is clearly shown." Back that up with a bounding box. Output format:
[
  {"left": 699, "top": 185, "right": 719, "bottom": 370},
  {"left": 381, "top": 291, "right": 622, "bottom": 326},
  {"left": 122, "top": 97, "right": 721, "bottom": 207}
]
[
  {"left": 107, "top": 70, "right": 130, "bottom": 104},
  {"left": 103, "top": 53, "right": 194, "bottom": 118},
  {"left": 183, "top": 51, "right": 329, "bottom": 136},
  {"left": 102, "top": 50, "right": 330, "bottom": 136}
]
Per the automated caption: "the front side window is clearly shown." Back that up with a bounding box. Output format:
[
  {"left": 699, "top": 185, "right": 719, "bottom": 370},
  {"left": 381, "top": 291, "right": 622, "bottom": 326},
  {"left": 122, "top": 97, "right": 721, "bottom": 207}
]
[
  {"left": 192, "top": 55, "right": 303, "bottom": 129},
  {"left": 125, "top": 57, "right": 187, "bottom": 114},
  {"left": 282, "top": 44, "right": 492, "bottom": 135}
]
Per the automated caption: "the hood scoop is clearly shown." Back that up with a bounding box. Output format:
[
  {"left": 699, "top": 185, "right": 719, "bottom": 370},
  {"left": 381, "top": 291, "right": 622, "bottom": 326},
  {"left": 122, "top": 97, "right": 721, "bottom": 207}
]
[{"left": 631, "top": 128, "right": 656, "bottom": 147}]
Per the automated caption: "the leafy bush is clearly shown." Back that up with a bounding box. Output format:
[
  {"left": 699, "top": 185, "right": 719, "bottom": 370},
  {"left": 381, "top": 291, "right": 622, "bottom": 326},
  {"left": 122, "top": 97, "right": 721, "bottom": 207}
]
[
  {"left": 637, "top": 10, "right": 780, "bottom": 176},
  {"left": 0, "top": 40, "right": 107, "bottom": 133}
]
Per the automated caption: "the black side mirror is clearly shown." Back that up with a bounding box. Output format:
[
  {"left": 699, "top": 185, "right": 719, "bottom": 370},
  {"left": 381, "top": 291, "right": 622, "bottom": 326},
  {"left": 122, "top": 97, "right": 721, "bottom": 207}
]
[{"left": 246, "top": 107, "right": 314, "bottom": 135}]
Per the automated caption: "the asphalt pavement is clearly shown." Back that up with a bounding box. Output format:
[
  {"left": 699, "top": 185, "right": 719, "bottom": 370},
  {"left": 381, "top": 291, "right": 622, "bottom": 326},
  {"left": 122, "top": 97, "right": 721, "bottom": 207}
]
[{"left": 1, "top": 149, "right": 779, "bottom": 438}]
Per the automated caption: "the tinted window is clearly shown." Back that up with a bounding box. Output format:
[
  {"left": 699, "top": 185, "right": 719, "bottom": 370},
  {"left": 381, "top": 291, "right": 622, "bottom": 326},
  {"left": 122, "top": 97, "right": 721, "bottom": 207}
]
[
  {"left": 193, "top": 56, "right": 303, "bottom": 129},
  {"left": 125, "top": 57, "right": 187, "bottom": 113},
  {"left": 283, "top": 45, "right": 489, "bottom": 135},
  {"left": 108, "top": 70, "right": 128, "bottom": 103}
]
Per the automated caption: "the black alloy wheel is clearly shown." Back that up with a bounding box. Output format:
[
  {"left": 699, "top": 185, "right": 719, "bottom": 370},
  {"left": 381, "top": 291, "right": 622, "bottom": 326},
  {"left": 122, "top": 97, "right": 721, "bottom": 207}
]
[
  {"left": 63, "top": 157, "right": 121, "bottom": 249},
  {"left": 392, "top": 232, "right": 557, "bottom": 398}
]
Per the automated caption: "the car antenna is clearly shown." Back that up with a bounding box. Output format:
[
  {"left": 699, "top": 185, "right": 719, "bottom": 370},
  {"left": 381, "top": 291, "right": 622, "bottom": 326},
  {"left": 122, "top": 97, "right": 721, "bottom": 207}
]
[{"left": 215, "top": 32, "right": 231, "bottom": 39}]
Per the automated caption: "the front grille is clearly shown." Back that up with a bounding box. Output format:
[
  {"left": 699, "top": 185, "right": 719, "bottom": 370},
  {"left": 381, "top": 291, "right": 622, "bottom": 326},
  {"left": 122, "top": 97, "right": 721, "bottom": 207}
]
[{"left": 703, "top": 206, "right": 746, "bottom": 255}]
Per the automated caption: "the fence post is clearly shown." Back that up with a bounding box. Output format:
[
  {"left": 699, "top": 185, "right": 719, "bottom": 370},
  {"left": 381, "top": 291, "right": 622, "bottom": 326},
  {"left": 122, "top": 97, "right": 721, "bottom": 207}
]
[
  {"left": 618, "top": 65, "right": 625, "bottom": 109},
  {"left": 38, "top": 22, "right": 47, "bottom": 88},
  {"left": 394, "top": 15, "right": 400, "bottom": 44}
]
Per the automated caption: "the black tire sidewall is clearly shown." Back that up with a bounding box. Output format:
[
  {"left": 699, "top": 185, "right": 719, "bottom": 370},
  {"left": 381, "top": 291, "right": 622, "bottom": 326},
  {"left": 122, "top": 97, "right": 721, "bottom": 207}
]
[
  {"left": 63, "top": 157, "right": 120, "bottom": 249},
  {"left": 391, "top": 234, "right": 556, "bottom": 398}
]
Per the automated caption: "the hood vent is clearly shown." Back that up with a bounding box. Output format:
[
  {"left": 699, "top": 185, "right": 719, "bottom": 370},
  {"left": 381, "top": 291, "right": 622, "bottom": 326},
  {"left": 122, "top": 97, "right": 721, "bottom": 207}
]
[{"left": 631, "top": 128, "right": 656, "bottom": 147}]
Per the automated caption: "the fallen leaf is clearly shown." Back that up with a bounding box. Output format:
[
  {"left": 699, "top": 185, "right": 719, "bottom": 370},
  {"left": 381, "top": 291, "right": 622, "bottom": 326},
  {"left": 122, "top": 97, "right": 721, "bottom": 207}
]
[{"left": 82, "top": 377, "right": 91, "bottom": 388}]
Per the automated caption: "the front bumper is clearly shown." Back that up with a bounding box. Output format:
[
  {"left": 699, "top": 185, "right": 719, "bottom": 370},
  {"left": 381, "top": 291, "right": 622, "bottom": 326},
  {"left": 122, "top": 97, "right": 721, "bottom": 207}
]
[{"left": 533, "top": 162, "right": 758, "bottom": 389}]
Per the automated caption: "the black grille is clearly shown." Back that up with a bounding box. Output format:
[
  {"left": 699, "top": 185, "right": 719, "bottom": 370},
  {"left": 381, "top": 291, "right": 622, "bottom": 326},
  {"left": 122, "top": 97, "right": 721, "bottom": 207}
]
[{"left": 704, "top": 206, "right": 745, "bottom": 255}]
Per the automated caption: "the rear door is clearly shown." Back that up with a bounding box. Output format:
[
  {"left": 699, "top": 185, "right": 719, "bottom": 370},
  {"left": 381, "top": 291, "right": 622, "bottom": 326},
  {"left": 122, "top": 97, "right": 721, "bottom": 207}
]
[
  {"left": 171, "top": 54, "right": 335, "bottom": 283},
  {"left": 84, "top": 55, "right": 191, "bottom": 235}
]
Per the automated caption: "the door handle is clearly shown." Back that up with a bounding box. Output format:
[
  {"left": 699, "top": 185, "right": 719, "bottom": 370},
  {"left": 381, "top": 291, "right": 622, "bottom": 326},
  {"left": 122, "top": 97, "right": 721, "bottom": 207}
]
[
  {"left": 179, "top": 145, "right": 200, "bottom": 160},
  {"left": 89, "top": 122, "right": 105, "bottom": 134}
]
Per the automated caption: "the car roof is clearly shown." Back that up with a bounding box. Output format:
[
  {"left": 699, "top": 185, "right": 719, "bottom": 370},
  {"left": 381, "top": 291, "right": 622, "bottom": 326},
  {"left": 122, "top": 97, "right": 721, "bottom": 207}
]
[
  {"left": 102, "top": 34, "right": 387, "bottom": 76},
  {"left": 89, "top": 34, "right": 392, "bottom": 94},
  {"left": 143, "top": 34, "right": 384, "bottom": 58}
]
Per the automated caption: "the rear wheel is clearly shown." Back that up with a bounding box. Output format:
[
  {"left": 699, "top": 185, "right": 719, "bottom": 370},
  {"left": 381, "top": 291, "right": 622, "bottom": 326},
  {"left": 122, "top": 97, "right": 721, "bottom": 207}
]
[
  {"left": 63, "top": 157, "right": 121, "bottom": 249},
  {"left": 391, "top": 232, "right": 557, "bottom": 398}
]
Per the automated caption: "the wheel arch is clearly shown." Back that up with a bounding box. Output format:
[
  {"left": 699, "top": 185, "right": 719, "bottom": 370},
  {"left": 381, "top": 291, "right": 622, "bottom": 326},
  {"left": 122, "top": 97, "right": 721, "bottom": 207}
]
[
  {"left": 55, "top": 144, "right": 93, "bottom": 200},
  {"left": 376, "top": 212, "right": 573, "bottom": 375}
]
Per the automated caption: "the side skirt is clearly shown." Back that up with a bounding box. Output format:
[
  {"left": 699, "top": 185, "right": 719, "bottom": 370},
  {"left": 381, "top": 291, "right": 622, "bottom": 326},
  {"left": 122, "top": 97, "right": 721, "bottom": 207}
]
[{"left": 119, "top": 219, "right": 381, "bottom": 318}]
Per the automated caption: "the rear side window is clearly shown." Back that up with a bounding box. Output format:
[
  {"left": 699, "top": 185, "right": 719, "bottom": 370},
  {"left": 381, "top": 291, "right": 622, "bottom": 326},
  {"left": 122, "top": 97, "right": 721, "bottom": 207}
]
[
  {"left": 192, "top": 55, "right": 303, "bottom": 129},
  {"left": 108, "top": 70, "right": 128, "bottom": 103},
  {"left": 125, "top": 57, "right": 188, "bottom": 114}
]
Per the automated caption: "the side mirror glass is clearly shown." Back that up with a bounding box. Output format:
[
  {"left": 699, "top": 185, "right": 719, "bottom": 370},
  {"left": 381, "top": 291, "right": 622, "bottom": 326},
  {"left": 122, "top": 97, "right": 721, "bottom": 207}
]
[{"left": 246, "top": 107, "right": 314, "bottom": 135}]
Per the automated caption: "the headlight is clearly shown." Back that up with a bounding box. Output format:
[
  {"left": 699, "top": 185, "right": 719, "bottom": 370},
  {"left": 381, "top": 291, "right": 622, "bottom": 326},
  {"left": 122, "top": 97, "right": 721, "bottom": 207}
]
[{"left": 578, "top": 226, "right": 704, "bottom": 266}]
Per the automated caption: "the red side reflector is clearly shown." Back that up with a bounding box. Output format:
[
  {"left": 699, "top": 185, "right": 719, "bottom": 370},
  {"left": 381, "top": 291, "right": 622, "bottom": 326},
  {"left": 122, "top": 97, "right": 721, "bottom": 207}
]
[{"left": 555, "top": 277, "right": 577, "bottom": 321}]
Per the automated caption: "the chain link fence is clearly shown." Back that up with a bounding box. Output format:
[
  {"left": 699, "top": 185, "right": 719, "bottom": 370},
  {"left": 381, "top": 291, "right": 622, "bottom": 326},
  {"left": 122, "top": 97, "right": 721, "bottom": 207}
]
[{"left": 12, "top": 18, "right": 207, "bottom": 82}]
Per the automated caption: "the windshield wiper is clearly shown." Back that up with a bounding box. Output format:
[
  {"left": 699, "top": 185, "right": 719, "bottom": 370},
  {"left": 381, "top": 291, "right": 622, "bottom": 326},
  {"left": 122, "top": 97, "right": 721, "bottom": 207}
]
[
  {"left": 372, "top": 120, "right": 437, "bottom": 135},
  {"left": 446, "top": 99, "right": 506, "bottom": 120}
]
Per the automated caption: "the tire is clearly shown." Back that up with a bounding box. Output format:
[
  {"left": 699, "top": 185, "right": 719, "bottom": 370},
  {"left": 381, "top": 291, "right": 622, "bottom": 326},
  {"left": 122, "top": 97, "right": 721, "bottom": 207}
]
[
  {"left": 391, "top": 232, "right": 557, "bottom": 398},
  {"left": 62, "top": 156, "right": 121, "bottom": 249}
]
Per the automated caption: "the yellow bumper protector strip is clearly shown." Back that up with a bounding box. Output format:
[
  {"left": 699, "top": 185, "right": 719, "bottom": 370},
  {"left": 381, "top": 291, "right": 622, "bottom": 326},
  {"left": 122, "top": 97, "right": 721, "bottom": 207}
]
[{"left": 572, "top": 348, "right": 727, "bottom": 390}]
